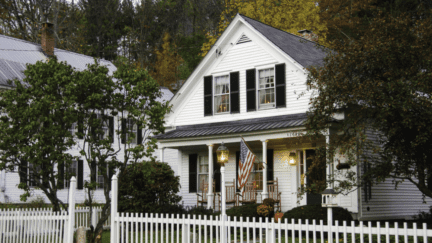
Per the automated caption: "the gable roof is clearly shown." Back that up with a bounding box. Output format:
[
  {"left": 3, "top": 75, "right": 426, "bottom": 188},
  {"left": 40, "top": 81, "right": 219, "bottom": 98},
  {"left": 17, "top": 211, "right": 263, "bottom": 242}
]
[
  {"left": 0, "top": 34, "right": 173, "bottom": 101},
  {"left": 240, "top": 14, "right": 327, "bottom": 68}
]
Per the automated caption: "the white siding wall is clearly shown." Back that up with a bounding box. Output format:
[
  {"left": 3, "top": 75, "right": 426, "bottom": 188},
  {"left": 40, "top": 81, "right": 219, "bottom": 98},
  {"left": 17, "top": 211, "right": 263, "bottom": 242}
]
[
  {"left": 173, "top": 25, "right": 311, "bottom": 127},
  {"left": 359, "top": 127, "right": 432, "bottom": 220}
]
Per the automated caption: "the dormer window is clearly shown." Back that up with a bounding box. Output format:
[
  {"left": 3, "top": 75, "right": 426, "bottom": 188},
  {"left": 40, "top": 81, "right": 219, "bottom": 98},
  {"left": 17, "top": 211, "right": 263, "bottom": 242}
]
[
  {"left": 258, "top": 68, "right": 275, "bottom": 109},
  {"left": 214, "top": 75, "right": 230, "bottom": 113}
]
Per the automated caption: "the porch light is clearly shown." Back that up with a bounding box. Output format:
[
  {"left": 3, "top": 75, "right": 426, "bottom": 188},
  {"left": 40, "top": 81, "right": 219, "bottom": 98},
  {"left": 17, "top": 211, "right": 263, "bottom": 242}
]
[
  {"left": 216, "top": 142, "right": 229, "bottom": 165},
  {"left": 288, "top": 151, "right": 297, "bottom": 166}
]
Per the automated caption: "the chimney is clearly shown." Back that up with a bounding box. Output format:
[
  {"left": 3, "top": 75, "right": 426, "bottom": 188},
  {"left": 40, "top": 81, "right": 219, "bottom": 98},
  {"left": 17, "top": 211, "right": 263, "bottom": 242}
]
[
  {"left": 41, "top": 22, "right": 55, "bottom": 56},
  {"left": 298, "top": 29, "right": 318, "bottom": 42}
]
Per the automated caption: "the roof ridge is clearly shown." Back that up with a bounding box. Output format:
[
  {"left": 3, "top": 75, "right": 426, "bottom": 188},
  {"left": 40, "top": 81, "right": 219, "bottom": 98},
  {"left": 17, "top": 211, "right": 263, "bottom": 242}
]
[
  {"left": 238, "top": 14, "right": 319, "bottom": 45},
  {"left": 0, "top": 34, "right": 113, "bottom": 65}
]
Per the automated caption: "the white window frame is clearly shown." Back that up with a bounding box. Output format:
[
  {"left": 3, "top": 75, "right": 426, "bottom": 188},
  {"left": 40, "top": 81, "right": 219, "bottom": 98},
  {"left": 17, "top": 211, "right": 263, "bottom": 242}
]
[
  {"left": 248, "top": 153, "right": 263, "bottom": 191},
  {"left": 97, "top": 113, "right": 110, "bottom": 140},
  {"left": 213, "top": 74, "right": 230, "bottom": 114},
  {"left": 125, "top": 118, "right": 138, "bottom": 144},
  {"left": 64, "top": 160, "right": 78, "bottom": 189},
  {"left": 257, "top": 67, "right": 276, "bottom": 110},
  {"left": 197, "top": 155, "right": 209, "bottom": 192},
  {"left": 28, "top": 163, "right": 41, "bottom": 188}
]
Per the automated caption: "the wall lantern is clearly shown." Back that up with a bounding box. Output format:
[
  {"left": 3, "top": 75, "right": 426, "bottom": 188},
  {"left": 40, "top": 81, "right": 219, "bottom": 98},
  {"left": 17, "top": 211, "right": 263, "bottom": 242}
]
[
  {"left": 288, "top": 151, "right": 298, "bottom": 166},
  {"left": 216, "top": 142, "right": 229, "bottom": 165}
]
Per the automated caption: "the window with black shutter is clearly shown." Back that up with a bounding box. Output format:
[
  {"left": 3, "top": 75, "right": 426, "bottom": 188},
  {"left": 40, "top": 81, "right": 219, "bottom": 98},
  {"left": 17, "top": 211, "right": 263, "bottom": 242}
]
[
  {"left": 230, "top": 72, "right": 240, "bottom": 114},
  {"left": 204, "top": 76, "right": 213, "bottom": 116},
  {"left": 189, "top": 154, "right": 198, "bottom": 193},
  {"left": 246, "top": 69, "right": 256, "bottom": 112},
  {"left": 275, "top": 64, "right": 286, "bottom": 108},
  {"left": 109, "top": 116, "right": 114, "bottom": 143}
]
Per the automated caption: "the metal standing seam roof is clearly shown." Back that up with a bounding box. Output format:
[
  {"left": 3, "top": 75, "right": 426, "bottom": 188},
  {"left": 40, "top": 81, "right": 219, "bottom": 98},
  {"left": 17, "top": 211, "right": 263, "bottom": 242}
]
[
  {"left": 0, "top": 34, "right": 173, "bottom": 102},
  {"left": 154, "top": 113, "right": 309, "bottom": 139},
  {"left": 240, "top": 14, "right": 328, "bottom": 68}
]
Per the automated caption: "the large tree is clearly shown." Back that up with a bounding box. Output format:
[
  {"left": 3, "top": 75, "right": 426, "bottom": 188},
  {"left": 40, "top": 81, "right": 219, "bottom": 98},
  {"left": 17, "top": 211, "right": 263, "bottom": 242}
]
[
  {"left": 0, "top": 57, "right": 80, "bottom": 211},
  {"left": 306, "top": 3, "right": 432, "bottom": 199},
  {"left": 0, "top": 57, "right": 170, "bottom": 242}
]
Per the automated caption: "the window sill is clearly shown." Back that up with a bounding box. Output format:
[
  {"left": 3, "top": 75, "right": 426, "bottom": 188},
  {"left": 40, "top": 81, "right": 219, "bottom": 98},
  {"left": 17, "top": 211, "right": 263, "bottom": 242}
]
[
  {"left": 214, "top": 111, "right": 230, "bottom": 115},
  {"left": 258, "top": 104, "right": 276, "bottom": 110}
]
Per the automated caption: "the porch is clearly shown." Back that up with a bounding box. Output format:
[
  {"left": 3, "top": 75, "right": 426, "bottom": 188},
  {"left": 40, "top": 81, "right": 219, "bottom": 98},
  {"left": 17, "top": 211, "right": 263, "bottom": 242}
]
[{"left": 157, "top": 116, "right": 331, "bottom": 213}]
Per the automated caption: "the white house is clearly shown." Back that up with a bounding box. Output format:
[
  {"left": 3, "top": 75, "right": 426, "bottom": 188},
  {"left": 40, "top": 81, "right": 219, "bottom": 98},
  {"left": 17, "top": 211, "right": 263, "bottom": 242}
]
[
  {"left": 0, "top": 25, "right": 173, "bottom": 204},
  {"left": 156, "top": 14, "right": 431, "bottom": 220}
]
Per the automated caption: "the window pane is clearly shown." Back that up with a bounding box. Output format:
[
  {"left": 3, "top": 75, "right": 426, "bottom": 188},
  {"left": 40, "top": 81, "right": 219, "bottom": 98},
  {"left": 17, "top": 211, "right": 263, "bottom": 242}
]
[
  {"left": 198, "top": 174, "right": 209, "bottom": 192},
  {"left": 214, "top": 76, "right": 229, "bottom": 95},
  {"left": 214, "top": 94, "right": 230, "bottom": 113},
  {"left": 259, "top": 68, "right": 274, "bottom": 89},
  {"left": 259, "top": 89, "right": 275, "bottom": 105},
  {"left": 199, "top": 157, "right": 209, "bottom": 173}
]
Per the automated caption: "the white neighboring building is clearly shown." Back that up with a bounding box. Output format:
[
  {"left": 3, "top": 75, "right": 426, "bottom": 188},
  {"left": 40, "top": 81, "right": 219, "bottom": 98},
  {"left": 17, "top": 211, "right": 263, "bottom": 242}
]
[
  {"left": 155, "top": 14, "right": 432, "bottom": 220},
  {"left": 0, "top": 26, "right": 174, "bottom": 204}
]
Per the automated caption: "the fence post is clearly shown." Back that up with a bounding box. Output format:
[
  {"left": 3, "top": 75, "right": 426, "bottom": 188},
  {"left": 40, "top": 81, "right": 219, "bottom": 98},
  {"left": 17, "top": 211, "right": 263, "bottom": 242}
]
[
  {"left": 110, "top": 175, "right": 118, "bottom": 243},
  {"left": 92, "top": 208, "right": 98, "bottom": 228},
  {"left": 65, "top": 177, "right": 76, "bottom": 243}
]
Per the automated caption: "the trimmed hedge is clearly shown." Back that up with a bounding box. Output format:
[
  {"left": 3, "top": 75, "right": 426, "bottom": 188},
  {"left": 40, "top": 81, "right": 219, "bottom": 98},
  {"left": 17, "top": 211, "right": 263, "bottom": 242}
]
[
  {"left": 226, "top": 204, "right": 275, "bottom": 221},
  {"left": 281, "top": 205, "right": 353, "bottom": 225}
]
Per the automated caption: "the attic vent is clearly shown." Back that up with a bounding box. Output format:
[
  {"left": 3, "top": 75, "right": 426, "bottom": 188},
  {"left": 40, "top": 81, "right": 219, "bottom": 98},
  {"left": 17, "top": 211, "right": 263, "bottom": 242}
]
[{"left": 236, "top": 34, "right": 251, "bottom": 44}]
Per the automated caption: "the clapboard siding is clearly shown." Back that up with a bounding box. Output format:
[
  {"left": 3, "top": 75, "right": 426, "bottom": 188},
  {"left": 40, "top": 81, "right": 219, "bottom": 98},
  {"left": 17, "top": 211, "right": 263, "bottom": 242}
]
[
  {"left": 359, "top": 127, "right": 432, "bottom": 220},
  {"left": 174, "top": 40, "right": 310, "bottom": 126}
]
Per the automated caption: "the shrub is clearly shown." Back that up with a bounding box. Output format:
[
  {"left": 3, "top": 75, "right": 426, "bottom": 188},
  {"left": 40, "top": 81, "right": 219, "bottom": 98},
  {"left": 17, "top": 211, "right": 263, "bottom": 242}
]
[
  {"left": 187, "top": 206, "right": 215, "bottom": 218},
  {"left": 118, "top": 161, "right": 181, "bottom": 214},
  {"left": 227, "top": 204, "right": 275, "bottom": 221},
  {"left": 281, "top": 205, "right": 353, "bottom": 225}
]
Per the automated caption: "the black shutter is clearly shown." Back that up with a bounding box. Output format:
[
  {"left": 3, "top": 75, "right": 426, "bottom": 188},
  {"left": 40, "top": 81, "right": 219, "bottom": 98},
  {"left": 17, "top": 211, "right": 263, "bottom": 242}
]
[
  {"left": 230, "top": 72, "right": 240, "bottom": 114},
  {"left": 58, "top": 162, "right": 64, "bottom": 190},
  {"left": 213, "top": 153, "right": 221, "bottom": 193},
  {"left": 91, "top": 160, "right": 96, "bottom": 183},
  {"left": 20, "top": 160, "right": 28, "bottom": 185},
  {"left": 121, "top": 118, "right": 126, "bottom": 144},
  {"left": 204, "top": 76, "right": 213, "bottom": 116},
  {"left": 275, "top": 64, "right": 286, "bottom": 108},
  {"left": 109, "top": 116, "right": 114, "bottom": 143},
  {"left": 189, "top": 154, "right": 198, "bottom": 193},
  {"left": 78, "top": 114, "right": 84, "bottom": 139},
  {"left": 77, "top": 160, "right": 83, "bottom": 189},
  {"left": 236, "top": 151, "right": 240, "bottom": 192},
  {"left": 246, "top": 69, "right": 256, "bottom": 111},
  {"left": 137, "top": 124, "right": 142, "bottom": 144},
  {"left": 267, "top": 149, "right": 274, "bottom": 181}
]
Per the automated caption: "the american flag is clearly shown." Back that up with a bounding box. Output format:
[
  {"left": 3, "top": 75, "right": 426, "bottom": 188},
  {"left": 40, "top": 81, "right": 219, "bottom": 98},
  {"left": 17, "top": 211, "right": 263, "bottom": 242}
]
[{"left": 238, "top": 139, "right": 256, "bottom": 192}]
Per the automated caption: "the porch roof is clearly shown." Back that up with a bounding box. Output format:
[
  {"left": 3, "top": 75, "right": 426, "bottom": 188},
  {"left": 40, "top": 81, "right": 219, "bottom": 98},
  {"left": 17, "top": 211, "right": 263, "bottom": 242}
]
[{"left": 155, "top": 113, "right": 309, "bottom": 140}]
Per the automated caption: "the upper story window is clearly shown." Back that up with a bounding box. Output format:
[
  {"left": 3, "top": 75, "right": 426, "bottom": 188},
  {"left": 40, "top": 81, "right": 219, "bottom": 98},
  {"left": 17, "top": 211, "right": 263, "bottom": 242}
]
[
  {"left": 214, "top": 75, "right": 230, "bottom": 114},
  {"left": 246, "top": 63, "right": 286, "bottom": 112},
  {"left": 204, "top": 72, "right": 239, "bottom": 116},
  {"left": 258, "top": 68, "right": 275, "bottom": 109}
]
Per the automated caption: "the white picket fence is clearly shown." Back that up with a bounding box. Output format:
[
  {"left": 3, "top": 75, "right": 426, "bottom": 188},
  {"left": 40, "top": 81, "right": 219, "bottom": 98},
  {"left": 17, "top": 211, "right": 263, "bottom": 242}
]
[
  {"left": 0, "top": 178, "right": 79, "bottom": 243},
  {"left": 109, "top": 176, "right": 432, "bottom": 243}
]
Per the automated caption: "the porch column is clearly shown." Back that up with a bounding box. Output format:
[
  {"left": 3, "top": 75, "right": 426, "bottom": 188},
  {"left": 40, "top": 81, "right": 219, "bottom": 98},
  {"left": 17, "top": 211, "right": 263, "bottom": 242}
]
[
  {"left": 261, "top": 139, "right": 268, "bottom": 200},
  {"left": 207, "top": 144, "right": 214, "bottom": 209},
  {"left": 325, "top": 132, "right": 333, "bottom": 189},
  {"left": 159, "top": 146, "right": 165, "bottom": 162}
]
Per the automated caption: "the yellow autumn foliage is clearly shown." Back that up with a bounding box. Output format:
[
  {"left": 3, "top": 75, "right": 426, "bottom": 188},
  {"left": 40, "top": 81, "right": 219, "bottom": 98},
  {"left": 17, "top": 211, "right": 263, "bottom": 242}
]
[
  {"left": 201, "top": 0, "right": 328, "bottom": 56},
  {"left": 150, "top": 32, "right": 183, "bottom": 89}
]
